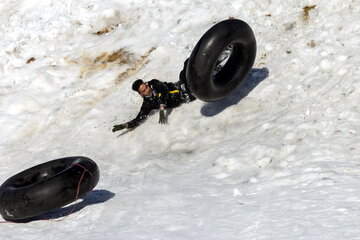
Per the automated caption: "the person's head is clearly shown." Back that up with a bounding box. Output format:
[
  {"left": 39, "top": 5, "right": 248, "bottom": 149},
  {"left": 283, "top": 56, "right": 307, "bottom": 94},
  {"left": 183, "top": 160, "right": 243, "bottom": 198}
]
[{"left": 132, "top": 79, "right": 152, "bottom": 97}]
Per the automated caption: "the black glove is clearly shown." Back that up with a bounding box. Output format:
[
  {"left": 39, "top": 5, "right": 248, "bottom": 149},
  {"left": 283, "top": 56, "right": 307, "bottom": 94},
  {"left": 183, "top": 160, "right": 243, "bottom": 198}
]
[
  {"left": 158, "top": 105, "right": 167, "bottom": 124},
  {"left": 112, "top": 123, "right": 127, "bottom": 132}
]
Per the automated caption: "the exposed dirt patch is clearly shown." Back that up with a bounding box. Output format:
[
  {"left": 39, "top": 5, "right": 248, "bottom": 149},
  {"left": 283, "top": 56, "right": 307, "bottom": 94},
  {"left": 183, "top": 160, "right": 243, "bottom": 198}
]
[
  {"left": 284, "top": 22, "right": 296, "bottom": 31},
  {"left": 94, "top": 25, "right": 119, "bottom": 35},
  {"left": 26, "top": 57, "right": 36, "bottom": 64},
  {"left": 115, "top": 47, "right": 156, "bottom": 84},
  {"left": 307, "top": 40, "right": 316, "bottom": 48},
  {"left": 302, "top": 5, "right": 316, "bottom": 25},
  {"left": 258, "top": 53, "right": 267, "bottom": 66},
  {"left": 64, "top": 47, "right": 156, "bottom": 82}
]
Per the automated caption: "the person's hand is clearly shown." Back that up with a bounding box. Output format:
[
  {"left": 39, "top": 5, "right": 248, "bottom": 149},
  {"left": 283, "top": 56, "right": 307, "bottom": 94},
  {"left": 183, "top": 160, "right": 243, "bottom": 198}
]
[
  {"left": 159, "top": 105, "right": 167, "bottom": 124},
  {"left": 112, "top": 123, "right": 127, "bottom": 132}
]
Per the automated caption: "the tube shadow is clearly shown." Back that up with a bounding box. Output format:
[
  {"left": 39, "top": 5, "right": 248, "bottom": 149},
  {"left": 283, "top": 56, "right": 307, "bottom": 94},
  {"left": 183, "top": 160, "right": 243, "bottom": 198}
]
[
  {"left": 200, "top": 67, "right": 269, "bottom": 117},
  {"left": 16, "top": 189, "right": 115, "bottom": 222}
]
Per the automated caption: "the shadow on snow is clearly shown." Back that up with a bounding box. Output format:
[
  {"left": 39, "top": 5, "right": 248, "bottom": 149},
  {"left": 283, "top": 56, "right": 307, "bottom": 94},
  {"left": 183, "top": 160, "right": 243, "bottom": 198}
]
[
  {"left": 15, "top": 189, "right": 115, "bottom": 223},
  {"left": 200, "top": 67, "right": 269, "bottom": 117}
]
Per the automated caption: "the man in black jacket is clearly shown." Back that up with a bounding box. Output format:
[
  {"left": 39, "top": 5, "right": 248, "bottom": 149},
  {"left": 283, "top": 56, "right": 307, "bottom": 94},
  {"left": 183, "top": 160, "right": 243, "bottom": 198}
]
[{"left": 112, "top": 61, "right": 196, "bottom": 132}]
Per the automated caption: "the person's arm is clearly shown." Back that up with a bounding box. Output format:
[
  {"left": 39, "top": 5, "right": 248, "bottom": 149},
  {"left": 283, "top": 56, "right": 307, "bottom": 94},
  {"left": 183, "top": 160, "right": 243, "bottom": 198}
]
[
  {"left": 150, "top": 79, "right": 169, "bottom": 107},
  {"left": 112, "top": 122, "right": 128, "bottom": 132},
  {"left": 112, "top": 101, "right": 152, "bottom": 132},
  {"left": 158, "top": 103, "right": 167, "bottom": 124},
  {"left": 127, "top": 101, "right": 153, "bottom": 128},
  {"left": 149, "top": 80, "right": 169, "bottom": 124}
]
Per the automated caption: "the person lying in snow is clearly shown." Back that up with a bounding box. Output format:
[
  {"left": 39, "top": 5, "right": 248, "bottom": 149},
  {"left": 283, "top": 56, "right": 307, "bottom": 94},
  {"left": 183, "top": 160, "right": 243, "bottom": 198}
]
[{"left": 112, "top": 60, "right": 196, "bottom": 132}]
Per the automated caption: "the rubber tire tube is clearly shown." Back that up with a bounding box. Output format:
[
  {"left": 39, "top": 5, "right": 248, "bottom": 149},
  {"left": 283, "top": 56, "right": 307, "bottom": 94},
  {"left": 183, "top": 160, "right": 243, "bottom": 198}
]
[
  {"left": 186, "top": 19, "right": 257, "bottom": 102},
  {"left": 0, "top": 156, "right": 100, "bottom": 221}
]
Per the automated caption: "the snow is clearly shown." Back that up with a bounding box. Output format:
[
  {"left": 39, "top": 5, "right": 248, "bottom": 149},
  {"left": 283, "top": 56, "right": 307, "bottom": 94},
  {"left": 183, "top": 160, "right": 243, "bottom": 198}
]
[{"left": 1, "top": 0, "right": 360, "bottom": 239}]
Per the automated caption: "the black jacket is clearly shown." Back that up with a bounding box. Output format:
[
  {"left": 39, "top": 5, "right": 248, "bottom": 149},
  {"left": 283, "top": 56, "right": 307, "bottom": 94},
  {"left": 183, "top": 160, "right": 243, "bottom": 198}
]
[{"left": 127, "top": 79, "right": 185, "bottom": 128}]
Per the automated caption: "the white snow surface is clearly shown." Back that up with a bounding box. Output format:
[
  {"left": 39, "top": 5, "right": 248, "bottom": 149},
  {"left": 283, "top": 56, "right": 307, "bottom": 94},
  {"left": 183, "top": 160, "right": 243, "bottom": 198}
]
[{"left": 1, "top": 0, "right": 360, "bottom": 239}]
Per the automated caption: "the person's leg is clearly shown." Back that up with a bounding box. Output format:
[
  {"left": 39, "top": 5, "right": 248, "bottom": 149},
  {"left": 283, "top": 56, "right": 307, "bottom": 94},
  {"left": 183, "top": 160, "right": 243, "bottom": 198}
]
[
  {"left": 178, "top": 58, "right": 188, "bottom": 85},
  {"left": 177, "top": 58, "right": 196, "bottom": 103}
]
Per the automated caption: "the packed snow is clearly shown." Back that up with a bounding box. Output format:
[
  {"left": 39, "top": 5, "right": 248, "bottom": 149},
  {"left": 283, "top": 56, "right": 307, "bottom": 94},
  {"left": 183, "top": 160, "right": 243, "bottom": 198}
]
[{"left": 1, "top": 0, "right": 360, "bottom": 239}]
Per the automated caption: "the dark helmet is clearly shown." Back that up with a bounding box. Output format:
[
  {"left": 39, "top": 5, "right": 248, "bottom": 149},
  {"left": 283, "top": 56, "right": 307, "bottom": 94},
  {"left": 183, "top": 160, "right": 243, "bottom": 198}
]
[{"left": 132, "top": 79, "right": 144, "bottom": 91}]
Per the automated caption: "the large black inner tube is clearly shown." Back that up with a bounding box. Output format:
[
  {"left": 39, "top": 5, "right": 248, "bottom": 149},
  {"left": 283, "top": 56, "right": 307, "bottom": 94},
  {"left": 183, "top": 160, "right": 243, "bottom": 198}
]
[
  {"left": 186, "top": 19, "right": 257, "bottom": 102},
  {"left": 0, "top": 156, "right": 99, "bottom": 221}
]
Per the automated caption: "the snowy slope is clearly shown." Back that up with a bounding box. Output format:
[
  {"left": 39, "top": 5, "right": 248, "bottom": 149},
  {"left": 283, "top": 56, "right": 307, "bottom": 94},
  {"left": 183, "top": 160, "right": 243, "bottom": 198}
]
[{"left": 1, "top": 0, "right": 360, "bottom": 239}]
